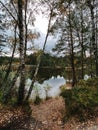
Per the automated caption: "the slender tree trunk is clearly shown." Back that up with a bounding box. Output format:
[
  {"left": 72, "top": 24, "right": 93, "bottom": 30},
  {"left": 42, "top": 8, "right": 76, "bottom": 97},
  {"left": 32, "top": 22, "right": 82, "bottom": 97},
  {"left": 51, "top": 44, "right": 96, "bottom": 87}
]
[
  {"left": 95, "top": 1, "right": 98, "bottom": 76},
  {"left": 90, "top": 2, "right": 97, "bottom": 76},
  {"left": 75, "top": 26, "right": 83, "bottom": 80},
  {"left": 80, "top": 8, "right": 84, "bottom": 79},
  {"left": 87, "top": 0, "right": 98, "bottom": 76},
  {"left": 1, "top": 24, "right": 18, "bottom": 103},
  {"left": 0, "top": 1, "right": 17, "bottom": 22},
  {"left": 1, "top": 24, "right": 17, "bottom": 91},
  {"left": 17, "top": 0, "right": 25, "bottom": 105},
  {"left": 2, "top": 24, "right": 17, "bottom": 85},
  {"left": 24, "top": 0, "right": 28, "bottom": 60},
  {"left": 25, "top": 8, "right": 53, "bottom": 101},
  {"left": 68, "top": 3, "right": 77, "bottom": 87},
  {"left": 90, "top": 39, "right": 93, "bottom": 77},
  {"left": 75, "top": 9, "right": 84, "bottom": 80}
]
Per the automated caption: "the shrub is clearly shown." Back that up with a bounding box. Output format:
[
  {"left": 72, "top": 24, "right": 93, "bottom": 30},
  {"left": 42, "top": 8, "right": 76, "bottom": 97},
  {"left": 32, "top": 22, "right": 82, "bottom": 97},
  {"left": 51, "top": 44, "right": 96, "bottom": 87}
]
[
  {"left": 86, "top": 77, "right": 98, "bottom": 87},
  {"left": 61, "top": 78, "right": 98, "bottom": 121},
  {"left": 0, "top": 71, "right": 17, "bottom": 104}
]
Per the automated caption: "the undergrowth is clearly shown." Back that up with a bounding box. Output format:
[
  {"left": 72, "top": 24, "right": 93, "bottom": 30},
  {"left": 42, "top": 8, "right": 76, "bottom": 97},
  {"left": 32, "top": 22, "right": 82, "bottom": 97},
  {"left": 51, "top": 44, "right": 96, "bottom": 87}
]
[{"left": 61, "top": 77, "right": 98, "bottom": 121}]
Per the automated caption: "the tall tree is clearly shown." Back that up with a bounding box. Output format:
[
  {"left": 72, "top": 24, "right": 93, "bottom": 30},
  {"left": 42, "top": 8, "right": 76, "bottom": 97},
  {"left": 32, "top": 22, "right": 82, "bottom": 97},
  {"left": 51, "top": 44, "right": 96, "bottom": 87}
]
[
  {"left": 68, "top": 1, "right": 77, "bottom": 86},
  {"left": 25, "top": 0, "right": 58, "bottom": 101},
  {"left": 52, "top": 0, "right": 77, "bottom": 86},
  {"left": 17, "top": 0, "right": 25, "bottom": 104},
  {"left": 73, "top": 1, "right": 87, "bottom": 79},
  {"left": 86, "top": 0, "right": 98, "bottom": 76},
  {"left": 0, "top": 13, "right": 6, "bottom": 54}
]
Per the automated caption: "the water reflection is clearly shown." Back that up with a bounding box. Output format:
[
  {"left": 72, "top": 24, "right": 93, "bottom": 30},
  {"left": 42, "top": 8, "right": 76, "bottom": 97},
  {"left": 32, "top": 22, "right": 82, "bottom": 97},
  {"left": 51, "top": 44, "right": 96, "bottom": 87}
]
[
  {"left": 43, "top": 75, "right": 66, "bottom": 88},
  {"left": 30, "top": 67, "right": 66, "bottom": 88},
  {"left": 34, "top": 75, "right": 66, "bottom": 91},
  {"left": 30, "top": 67, "right": 64, "bottom": 83},
  {"left": 34, "top": 75, "right": 66, "bottom": 98}
]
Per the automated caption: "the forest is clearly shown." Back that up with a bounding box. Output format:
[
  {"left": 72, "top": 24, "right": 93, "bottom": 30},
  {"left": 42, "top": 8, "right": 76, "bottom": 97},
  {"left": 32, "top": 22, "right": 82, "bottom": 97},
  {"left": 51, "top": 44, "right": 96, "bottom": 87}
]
[{"left": 0, "top": 0, "right": 98, "bottom": 129}]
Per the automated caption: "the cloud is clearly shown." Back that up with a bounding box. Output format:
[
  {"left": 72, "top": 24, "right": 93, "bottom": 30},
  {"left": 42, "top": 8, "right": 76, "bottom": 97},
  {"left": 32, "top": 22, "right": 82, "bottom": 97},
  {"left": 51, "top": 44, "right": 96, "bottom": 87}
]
[{"left": 34, "top": 29, "right": 57, "bottom": 53}]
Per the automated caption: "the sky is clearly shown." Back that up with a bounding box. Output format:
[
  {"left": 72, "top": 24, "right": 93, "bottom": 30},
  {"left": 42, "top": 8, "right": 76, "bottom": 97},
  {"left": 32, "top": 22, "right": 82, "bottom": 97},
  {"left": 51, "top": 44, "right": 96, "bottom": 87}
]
[
  {"left": 35, "top": 13, "right": 48, "bottom": 34},
  {"left": 0, "top": 0, "right": 58, "bottom": 56},
  {"left": 33, "top": 13, "right": 57, "bottom": 54},
  {"left": 2, "top": 15, "right": 57, "bottom": 56}
]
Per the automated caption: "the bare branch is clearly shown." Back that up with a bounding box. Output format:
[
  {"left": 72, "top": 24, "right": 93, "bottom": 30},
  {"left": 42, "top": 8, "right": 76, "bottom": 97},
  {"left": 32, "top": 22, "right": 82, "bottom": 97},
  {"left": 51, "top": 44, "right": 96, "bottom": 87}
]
[
  {"left": 10, "top": 0, "right": 18, "bottom": 16},
  {"left": 0, "top": 1, "right": 17, "bottom": 23}
]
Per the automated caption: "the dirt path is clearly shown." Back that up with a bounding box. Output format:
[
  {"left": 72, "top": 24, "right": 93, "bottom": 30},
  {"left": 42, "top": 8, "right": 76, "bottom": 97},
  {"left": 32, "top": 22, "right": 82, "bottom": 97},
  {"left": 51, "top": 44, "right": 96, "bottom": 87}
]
[
  {"left": 0, "top": 97, "right": 98, "bottom": 130},
  {"left": 31, "top": 97, "right": 65, "bottom": 130},
  {"left": 30, "top": 97, "right": 98, "bottom": 130}
]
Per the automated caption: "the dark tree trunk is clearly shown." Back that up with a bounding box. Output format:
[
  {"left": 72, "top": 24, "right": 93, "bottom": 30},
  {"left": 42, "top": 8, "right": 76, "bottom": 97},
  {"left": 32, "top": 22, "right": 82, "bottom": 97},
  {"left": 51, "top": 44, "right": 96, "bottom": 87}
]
[
  {"left": 80, "top": 8, "right": 84, "bottom": 79},
  {"left": 24, "top": 0, "right": 28, "bottom": 60},
  {"left": 2, "top": 24, "right": 17, "bottom": 85},
  {"left": 68, "top": 3, "right": 77, "bottom": 87},
  {"left": 95, "top": 2, "right": 98, "bottom": 76},
  {"left": 90, "top": 39, "right": 93, "bottom": 77},
  {"left": 87, "top": 0, "right": 98, "bottom": 76}
]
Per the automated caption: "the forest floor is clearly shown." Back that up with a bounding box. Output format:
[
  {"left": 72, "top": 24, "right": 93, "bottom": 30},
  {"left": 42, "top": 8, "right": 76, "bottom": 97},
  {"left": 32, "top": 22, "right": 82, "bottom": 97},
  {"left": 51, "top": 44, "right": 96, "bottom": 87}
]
[{"left": 0, "top": 96, "right": 98, "bottom": 130}]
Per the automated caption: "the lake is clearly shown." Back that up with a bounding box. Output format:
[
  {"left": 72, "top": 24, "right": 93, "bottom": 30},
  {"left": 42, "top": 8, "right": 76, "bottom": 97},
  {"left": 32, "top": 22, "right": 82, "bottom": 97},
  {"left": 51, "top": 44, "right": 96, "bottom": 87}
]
[{"left": 30, "top": 67, "right": 67, "bottom": 88}]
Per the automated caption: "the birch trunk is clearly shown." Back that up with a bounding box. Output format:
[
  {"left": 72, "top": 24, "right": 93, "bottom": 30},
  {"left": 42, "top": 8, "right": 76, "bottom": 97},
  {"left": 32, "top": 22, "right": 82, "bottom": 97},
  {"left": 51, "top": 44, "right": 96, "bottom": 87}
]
[
  {"left": 25, "top": 9, "right": 53, "bottom": 101},
  {"left": 17, "top": 0, "right": 25, "bottom": 104}
]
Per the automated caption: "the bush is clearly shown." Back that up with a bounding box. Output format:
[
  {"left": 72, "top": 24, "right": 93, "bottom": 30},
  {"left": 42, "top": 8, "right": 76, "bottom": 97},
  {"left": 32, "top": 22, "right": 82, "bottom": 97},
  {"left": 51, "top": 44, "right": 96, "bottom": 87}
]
[
  {"left": 86, "top": 77, "right": 98, "bottom": 87},
  {"left": 0, "top": 71, "right": 17, "bottom": 104},
  {"left": 61, "top": 78, "right": 98, "bottom": 121}
]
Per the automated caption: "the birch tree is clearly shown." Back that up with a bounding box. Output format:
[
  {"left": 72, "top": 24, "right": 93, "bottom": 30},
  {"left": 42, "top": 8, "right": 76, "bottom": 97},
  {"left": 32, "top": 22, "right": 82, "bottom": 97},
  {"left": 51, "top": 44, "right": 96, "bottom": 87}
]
[
  {"left": 25, "top": 0, "right": 59, "bottom": 101},
  {"left": 17, "top": 0, "right": 25, "bottom": 104}
]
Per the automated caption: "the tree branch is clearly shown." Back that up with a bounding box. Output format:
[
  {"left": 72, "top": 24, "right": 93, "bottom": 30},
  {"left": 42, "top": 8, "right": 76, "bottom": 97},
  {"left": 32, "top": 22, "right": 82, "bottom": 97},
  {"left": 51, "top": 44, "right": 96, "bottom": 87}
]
[{"left": 0, "top": 1, "right": 17, "bottom": 23}]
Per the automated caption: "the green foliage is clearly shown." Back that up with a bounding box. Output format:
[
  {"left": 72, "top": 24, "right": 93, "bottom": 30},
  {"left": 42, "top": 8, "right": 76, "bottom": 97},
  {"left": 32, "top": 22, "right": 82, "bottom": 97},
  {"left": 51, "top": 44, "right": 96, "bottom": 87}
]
[
  {"left": 86, "top": 77, "right": 98, "bottom": 87},
  {"left": 0, "top": 70, "right": 6, "bottom": 88},
  {"left": 8, "top": 97, "right": 17, "bottom": 106},
  {"left": 0, "top": 56, "right": 19, "bottom": 65},
  {"left": 0, "top": 71, "right": 17, "bottom": 104},
  {"left": 0, "top": 91, "right": 4, "bottom": 103},
  {"left": 61, "top": 78, "right": 98, "bottom": 121},
  {"left": 78, "top": 77, "right": 98, "bottom": 88},
  {"left": 0, "top": 70, "right": 6, "bottom": 78},
  {"left": 25, "top": 51, "right": 67, "bottom": 68}
]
